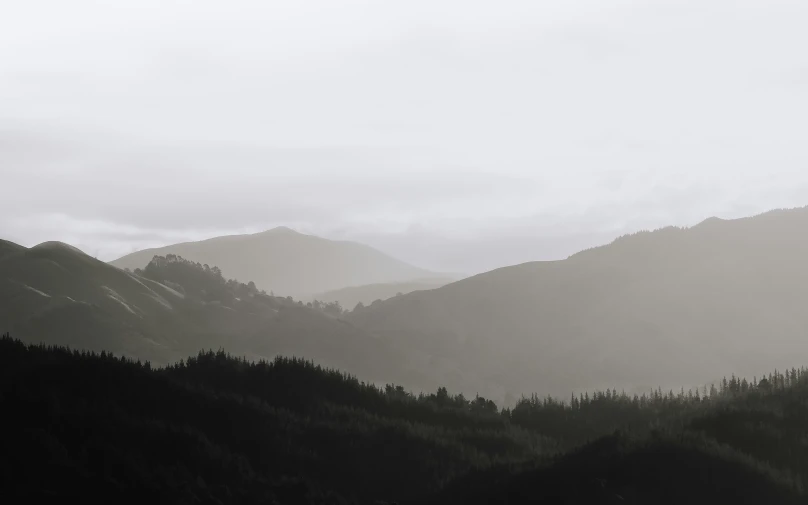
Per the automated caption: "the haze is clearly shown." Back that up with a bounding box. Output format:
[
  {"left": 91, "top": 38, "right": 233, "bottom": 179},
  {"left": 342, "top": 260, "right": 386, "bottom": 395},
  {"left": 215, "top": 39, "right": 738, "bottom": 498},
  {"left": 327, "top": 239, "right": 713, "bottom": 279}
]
[
  {"left": 2, "top": 0, "right": 808, "bottom": 273},
  {"left": 6, "top": 2, "right": 808, "bottom": 502}
]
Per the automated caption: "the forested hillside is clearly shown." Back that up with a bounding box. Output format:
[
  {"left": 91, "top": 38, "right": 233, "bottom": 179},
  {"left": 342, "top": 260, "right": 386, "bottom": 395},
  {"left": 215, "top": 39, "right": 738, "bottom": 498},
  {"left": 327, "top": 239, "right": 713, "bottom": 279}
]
[
  {"left": 2, "top": 334, "right": 807, "bottom": 504},
  {"left": 0, "top": 335, "right": 545, "bottom": 504}
]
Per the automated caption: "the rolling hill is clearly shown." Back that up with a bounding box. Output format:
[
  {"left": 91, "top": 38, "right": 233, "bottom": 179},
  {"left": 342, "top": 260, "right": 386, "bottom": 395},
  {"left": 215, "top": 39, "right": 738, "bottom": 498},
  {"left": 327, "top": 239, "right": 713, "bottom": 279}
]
[
  {"left": 347, "top": 206, "right": 808, "bottom": 400},
  {"left": 9, "top": 206, "right": 808, "bottom": 405},
  {"left": 0, "top": 240, "right": 447, "bottom": 391},
  {"left": 110, "top": 227, "right": 438, "bottom": 298}
]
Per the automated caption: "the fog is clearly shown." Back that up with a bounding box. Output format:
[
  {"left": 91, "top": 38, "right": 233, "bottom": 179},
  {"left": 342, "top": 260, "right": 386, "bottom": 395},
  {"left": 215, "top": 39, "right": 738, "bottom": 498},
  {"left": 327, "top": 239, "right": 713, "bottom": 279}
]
[
  {"left": 5, "top": 3, "right": 808, "bottom": 500},
  {"left": 2, "top": 0, "right": 807, "bottom": 273}
]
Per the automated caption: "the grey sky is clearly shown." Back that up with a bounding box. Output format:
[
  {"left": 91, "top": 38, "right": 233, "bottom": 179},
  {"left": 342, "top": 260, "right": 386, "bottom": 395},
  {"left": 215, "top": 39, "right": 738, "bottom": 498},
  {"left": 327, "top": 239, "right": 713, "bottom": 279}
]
[{"left": 2, "top": 0, "right": 807, "bottom": 273}]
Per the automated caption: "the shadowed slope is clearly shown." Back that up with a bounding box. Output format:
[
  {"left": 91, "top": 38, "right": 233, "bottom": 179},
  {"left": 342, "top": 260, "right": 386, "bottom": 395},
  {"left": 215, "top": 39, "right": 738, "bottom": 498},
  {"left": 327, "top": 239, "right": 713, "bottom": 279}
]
[
  {"left": 3, "top": 336, "right": 806, "bottom": 505},
  {"left": 0, "top": 241, "right": 182, "bottom": 362},
  {"left": 0, "top": 239, "right": 25, "bottom": 259},
  {"left": 435, "top": 432, "right": 802, "bottom": 505},
  {"left": 0, "top": 243, "right": 439, "bottom": 390},
  {"left": 0, "top": 336, "right": 543, "bottom": 505}
]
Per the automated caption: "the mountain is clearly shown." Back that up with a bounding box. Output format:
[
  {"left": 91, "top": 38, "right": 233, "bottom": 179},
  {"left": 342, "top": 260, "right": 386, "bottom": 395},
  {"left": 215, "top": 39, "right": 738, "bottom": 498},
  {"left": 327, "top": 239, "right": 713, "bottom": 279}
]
[
  {"left": 347, "top": 206, "right": 808, "bottom": 400},
  {"left": 0, "top": 240, "right": 184, "bottom": 363},
  {"left": 3, "top": 335, "right": 806, "bottom": 504},
  {"left": 0, "top": 241, "right": 445, "bottom": 391},
  {"left": 110, "top": 227, "right": 437, "bottom": 298},
  {"left": 0, "top": 238, "right": 25, "bottom": 259},
  {"left": 312, "top": 277, "right": 454, "bottom": 310}
]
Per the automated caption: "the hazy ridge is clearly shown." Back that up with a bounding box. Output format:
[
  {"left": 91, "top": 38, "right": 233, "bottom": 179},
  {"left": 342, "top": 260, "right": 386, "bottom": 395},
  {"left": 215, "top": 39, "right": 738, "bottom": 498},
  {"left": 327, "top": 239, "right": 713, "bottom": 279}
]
[
  {"left": 348, "top": 206, "right": 808, "bottom": 399},
  {"left": 311, "top": 277, "right": 454, "bottom": 310},
  {"left": 110, "top": 227, "right": 439, "bottom": 298},
  {"left": 0, "top": 242, "right": 446, "bottom": 392},
  {"left": 6, "top": 207, "right": 808, "bottom": 404}
]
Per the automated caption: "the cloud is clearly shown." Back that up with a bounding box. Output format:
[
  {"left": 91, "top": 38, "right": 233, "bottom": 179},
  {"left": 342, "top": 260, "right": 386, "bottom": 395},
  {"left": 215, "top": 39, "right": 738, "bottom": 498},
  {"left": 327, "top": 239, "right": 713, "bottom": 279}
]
[{"left": 2, "top": 0, "right": 808, "bottom": 272}]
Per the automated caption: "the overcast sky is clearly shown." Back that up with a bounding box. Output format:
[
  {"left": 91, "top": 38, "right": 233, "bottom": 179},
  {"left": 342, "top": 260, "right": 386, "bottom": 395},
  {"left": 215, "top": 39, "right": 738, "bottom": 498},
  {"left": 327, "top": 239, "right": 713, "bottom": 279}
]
[{"left": 2, "top": 0, "right": 807, "bottom": 273}]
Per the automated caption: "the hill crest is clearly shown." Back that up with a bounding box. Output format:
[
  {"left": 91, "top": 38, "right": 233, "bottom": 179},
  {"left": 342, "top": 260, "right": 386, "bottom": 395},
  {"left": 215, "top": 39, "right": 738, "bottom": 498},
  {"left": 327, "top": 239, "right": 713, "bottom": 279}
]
[
  {"left": 110, "top": 228, "right": 438, "bottom": 297},
  {"left": 347, "top": 205, "right": 808, "bottom": 400}
]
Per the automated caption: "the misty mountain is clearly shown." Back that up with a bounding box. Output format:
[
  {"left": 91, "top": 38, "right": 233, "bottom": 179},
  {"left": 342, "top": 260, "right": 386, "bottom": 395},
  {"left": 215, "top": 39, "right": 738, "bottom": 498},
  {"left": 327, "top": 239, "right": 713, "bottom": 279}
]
[
  {"left": 348, "top": 207, "right": 808, "bottom": 400},
  {"left": 110, "top": 227, "right": 438, "bottom": 298},
  {"left": 0, "top": 240, "right": 443, "bottom": 391},
  {"left": 312, "top": 277, "right": 453, "bottom": 310}
]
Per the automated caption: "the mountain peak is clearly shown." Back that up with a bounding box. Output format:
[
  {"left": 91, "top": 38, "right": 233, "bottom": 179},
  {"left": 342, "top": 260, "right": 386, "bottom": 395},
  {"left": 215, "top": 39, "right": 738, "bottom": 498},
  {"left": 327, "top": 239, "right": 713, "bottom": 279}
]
[
  {"left": 263, "top": 226, "right": 299, "bottom": 235},
  {"left": 110, "top": 227, "right": 435, "bottom": 297},
  {"left": 694, "top": 216, "right": 726, "bottom": 227},
  {"left": 31, "top": 241, "right": 87, "bottom": 256}
]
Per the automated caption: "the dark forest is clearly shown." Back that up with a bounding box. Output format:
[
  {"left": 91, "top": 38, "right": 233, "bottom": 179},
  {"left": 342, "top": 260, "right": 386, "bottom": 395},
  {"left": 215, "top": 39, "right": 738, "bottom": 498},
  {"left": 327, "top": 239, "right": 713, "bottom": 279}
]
[{"left": 2, "top": 333, "right": 807, "bottom": 504}]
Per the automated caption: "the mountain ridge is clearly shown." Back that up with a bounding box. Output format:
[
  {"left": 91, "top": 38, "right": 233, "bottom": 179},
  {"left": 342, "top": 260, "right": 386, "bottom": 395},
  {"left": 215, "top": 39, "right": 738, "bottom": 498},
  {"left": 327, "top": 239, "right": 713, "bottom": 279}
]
[
  {"left": 7, "top": 206, "right": 808, "bottom": 403},
  {"left": 0, "top": 241, "right": 486, "bottom": 397},
  {"left": 311, "top": 277, "right": 455, "bottom": 309},
  {"left": 347, "top": 206, "right": 808, "bottom": 399},
  {"left": 110, "top": 227, "right": 440, "bottom": 298}
]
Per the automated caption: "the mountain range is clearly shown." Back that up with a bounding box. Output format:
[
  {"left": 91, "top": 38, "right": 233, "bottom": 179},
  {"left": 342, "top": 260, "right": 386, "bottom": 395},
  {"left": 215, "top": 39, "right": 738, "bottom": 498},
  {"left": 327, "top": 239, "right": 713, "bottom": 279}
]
[
  {"left": 110, "top": 227, "right": 441, "bottom": 298},
  {"left": 347, "top": 207, "right": 808, "bottom": 398},
  {"left": 0, "top": 241, "right": 453, "bottom": 392},
  {"left": 5, "top": 207, "right": 808, "bottom": 404}
]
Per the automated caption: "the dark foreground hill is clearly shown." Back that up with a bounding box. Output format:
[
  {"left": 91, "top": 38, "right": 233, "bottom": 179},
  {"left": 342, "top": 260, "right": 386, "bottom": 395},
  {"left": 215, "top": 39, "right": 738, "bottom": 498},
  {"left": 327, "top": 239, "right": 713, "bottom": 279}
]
[
  {"left": 0, "top": 242, "right": 450, "bottom": 392},
  {"left": 110, "top": 227, "right": 439, "bottom": 298},
  {"left": 348, "top": 206, "right": 808, "bottom": 399},
  {"left": 1, "top": 335, "right": 807, "bottom": 504},
  {"left": 0, "top": 335, "right": 545, "bottom": 505},
  {"left": 436, "top": 432, "right": 803, "bottom": 505}
]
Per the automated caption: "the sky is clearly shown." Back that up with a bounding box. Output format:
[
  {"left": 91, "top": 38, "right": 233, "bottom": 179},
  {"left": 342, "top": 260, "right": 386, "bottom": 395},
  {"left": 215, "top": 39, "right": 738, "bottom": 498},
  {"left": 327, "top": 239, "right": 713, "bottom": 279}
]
[{"left": 2, "top": 0, "right": 807, "bottom": 274}]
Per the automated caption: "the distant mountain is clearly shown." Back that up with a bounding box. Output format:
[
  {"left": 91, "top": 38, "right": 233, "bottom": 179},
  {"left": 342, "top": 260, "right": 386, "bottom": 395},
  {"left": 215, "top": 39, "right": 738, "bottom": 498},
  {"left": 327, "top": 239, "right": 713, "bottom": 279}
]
[
  {"left": 347, "top": 206, "right": 808, "bottom": 400},
  {"left": 110, "top": 227, "right": 437, "bottom": 298},
  {"left": 0, "top": 241, "right": 445, "bottom": 390},
  {"left": 312, "top": 277, "right": 454, "bottom": 310}
]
